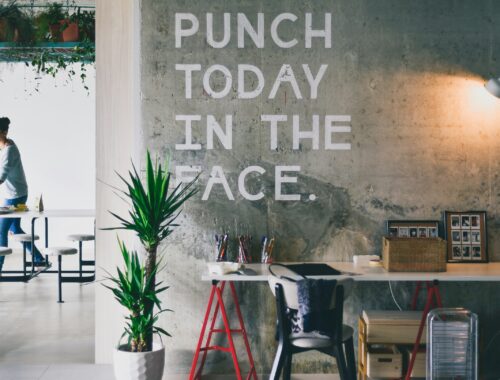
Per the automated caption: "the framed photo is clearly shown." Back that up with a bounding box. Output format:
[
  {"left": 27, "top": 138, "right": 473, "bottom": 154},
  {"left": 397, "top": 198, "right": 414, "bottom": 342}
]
[
  {"left": 386, "top": 220, "right": 440, "bottom": 239},
  {"left": 418, "top": 227, "right": 428, "bottom": 238},
  {"left": 470, "top": 215, "right": 480, "bottom": 229},
  {"left": 428, "top": 227, "right": 438, "bottom": 238},
  {"left": 451, "top": 230, "right": 461, "bottom": 243},
  {"left": 399, "top": 227, "right": 409, "bottom": 238},
  {"left": 451, "top": 215, "right": 461, "bottom": 229},
  {"left": 472, "top": 245, "right": 481, "bottom": 260},
  {"left": 444, "top": 211, "right": 488, "bottom": 263}
]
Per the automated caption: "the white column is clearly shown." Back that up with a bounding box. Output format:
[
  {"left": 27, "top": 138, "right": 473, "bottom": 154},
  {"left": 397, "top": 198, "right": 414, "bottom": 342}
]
[{"left": 95, "top": 0, "right": 142, "bottom": 364}]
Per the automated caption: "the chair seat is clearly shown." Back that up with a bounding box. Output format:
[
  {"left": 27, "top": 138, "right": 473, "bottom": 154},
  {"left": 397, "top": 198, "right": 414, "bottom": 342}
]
[
  {"left": 67, "top": 234, "right": 95, "bottom": 242},
  {"left": 42, "top": 247, "right": 78, "bottom": 256},
  {"left": 290, "top": 325, "right": 354, "bottom": 348},
  {"left": 0, "top": 247, "right": 12, "bottom": 256},
  {"left": 11, "top": 234, "right": 39, "bottom": 242}
]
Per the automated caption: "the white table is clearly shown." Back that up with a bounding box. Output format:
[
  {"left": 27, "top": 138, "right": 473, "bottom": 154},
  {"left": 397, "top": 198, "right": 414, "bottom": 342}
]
[
  {"left": 202, "top": 261, "right": 500, "bottom": 282},
  {"left": 0, "top": 209, "right": 95, "bottom": 282},
  {"left": 199, "top": 261, "right": 500, "bottom": 380}
]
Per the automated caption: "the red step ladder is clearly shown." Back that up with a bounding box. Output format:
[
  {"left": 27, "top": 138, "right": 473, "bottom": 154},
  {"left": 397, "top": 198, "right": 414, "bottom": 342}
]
[{"left": 189, "top": 280, "right": 258, "bottom": 380}]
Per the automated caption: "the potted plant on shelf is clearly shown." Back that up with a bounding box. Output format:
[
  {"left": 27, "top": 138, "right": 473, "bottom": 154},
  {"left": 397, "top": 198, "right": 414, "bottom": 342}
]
[
  {"left": 0, "top": 2, "right": 33, "bottom": 43},
  {"left": 66, "top": 7, "right": 95, "bottom": 43},
  {"left": 105, "top": 151, "right": 198, "bottom": 380},
  {"left": 35, "top": 2, "right": 65, "bottom": 42}
]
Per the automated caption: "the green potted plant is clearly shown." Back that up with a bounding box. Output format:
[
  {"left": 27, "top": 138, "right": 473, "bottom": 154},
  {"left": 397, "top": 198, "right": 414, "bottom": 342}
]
[
  {"left": 35, "top": 2, "right": 65, "bottom": 42},
  {"left": 66, "top": 7, "right": 95, "bottom": 42},
  {"left": 105, "top": 151, "right": 198, "bottom": 380},
  {"left": 0, "top": 1, "right": 33, "bottom": 43}
]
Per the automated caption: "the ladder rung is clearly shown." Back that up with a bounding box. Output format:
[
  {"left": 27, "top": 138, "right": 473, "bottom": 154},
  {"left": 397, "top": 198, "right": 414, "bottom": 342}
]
[
  {"left": 199, "top": 345, "right": 230, "bottom": 352},
  {"left": 210, "top": 328, "right": 244, "bottom": 334}
]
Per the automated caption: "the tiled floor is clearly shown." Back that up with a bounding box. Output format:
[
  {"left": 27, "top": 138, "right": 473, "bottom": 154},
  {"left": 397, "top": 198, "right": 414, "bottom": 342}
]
[
  {"left": 0, "top": 364, "right": 340, "bottom": 380},
  {"left": 0, "top": 252, "right": 94, "bottom": 366},
  {"left": 0, "top": 254, "right": 341, "bottom": 379}
]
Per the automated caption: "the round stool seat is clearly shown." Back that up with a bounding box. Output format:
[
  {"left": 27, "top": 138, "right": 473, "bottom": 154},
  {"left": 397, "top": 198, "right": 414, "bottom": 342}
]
[
  {"left": 12, "top": 234, "right": 40, "bottom": 242},
  {"left": 0, "top": 247, "right": 12, "bottom": 256},
  {"left": 67, "top": 234, "right": 95, "bottom": 242},
  {"left": 42, "top": 247, "right": 78, "bottom": 256}
]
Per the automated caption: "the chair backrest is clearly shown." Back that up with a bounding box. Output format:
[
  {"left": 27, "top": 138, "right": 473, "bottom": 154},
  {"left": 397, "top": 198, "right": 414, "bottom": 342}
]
[{"left": 268, "top": 265, "right": 354, "bottom": 310}]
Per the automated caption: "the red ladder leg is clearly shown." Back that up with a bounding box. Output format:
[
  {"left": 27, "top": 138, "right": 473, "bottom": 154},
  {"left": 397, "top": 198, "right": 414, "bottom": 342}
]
[
  {"left": 189, "top": 282, "right": 218, "bottom": 380},
  {"left": 194, "top": 281, "right": 227, "bottom": 379},
  {"left": 405, "top": 280, "right": 441, "bottom": 380},
  {"left": 411, "top": 281, "right": 422, "bottom": 310},
  {"left": 216, "top": 283, "right": 243, "bottom": 380},
  {"left": 229, "top": 282, "right": 258, "bottom": 380}
]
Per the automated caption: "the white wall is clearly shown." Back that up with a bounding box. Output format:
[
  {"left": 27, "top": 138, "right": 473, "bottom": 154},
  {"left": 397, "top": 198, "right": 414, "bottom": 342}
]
[{"left": 0, "top": 62, "right": 95, "bottom": 247}]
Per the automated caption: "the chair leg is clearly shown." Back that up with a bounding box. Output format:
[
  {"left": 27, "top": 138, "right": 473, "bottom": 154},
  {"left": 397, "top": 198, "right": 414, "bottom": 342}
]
[
  {"left": 270, "top": 342, "right": 287, "bottom": 380},
  {"left": 344, "top": 337, "right": 357, "bottom": 380},
  {"left": 22, "top": 243, "right": 27, "bottom": 278},
  {"left": 334, "top": 343, "right": 349, "bottom": 380},
  {"left": 57, "top": 255, "right": 63, "bottom": 303},
  {"left": 78, "top": 241, "right": 83, "bottom": 279},
  {"left": 283, "top": 352, "right": 292, "bottom": 380}
]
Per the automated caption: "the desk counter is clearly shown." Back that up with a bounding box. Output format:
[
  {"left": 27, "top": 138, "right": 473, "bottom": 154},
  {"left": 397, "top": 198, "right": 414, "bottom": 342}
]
[{"left": 202, "top": 262, "right": 500, "bottom": 282}]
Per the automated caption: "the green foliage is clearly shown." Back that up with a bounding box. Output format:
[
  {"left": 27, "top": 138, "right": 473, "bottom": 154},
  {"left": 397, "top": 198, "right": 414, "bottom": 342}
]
[
  {"left": 68, "top": 7, "right": 95, "bottom": 41},
  {"left": 43, "top": 2, "right": 65, "bottom": 26},
  {"left": 0, "top": 1, "right": 34, "bottom": 43},
  {"left": 108, "top": 151, "right": 199, "bottom": 253},
  {"left": 28, "top": 40, "right": 95, "bottom": 91},
  {"left": 104, "top": 240, "right": 171, "bottom": 352},
  {"left": 104, "top": 151, "right": 198, "bottom": 352},
  {"left": 0, "top": 2, "right": 95, "bottom": 92}
]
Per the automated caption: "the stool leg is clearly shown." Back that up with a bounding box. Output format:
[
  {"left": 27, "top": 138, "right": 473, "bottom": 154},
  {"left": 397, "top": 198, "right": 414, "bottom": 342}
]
[
  {"left": 57, "top": 255, "right": 63, "bottom": 303},
  {"left": 79, "top": 241, "right": 83, "bottom": 279},
  {"left": 22, "top": 243, "right": 27, "bottom": 278}
]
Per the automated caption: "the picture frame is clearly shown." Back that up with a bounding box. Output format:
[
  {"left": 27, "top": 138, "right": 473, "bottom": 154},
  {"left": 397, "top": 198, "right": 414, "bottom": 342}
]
[
  {"left": 386, "top": 220, "right": 440, "bottom": 239},
  {"left": 444, "top": 211, "right": 488, "bottom": 263}
]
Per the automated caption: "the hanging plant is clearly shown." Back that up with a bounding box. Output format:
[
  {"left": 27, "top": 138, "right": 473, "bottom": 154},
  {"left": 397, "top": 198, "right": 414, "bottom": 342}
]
[{"left": 0, "top": 1, "right": 95, "bottom": 92}]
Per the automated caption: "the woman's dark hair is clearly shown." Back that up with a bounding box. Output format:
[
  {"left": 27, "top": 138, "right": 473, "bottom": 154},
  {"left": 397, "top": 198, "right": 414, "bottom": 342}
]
[{"left": 0, "top": 117, "right": 10, "bottom": 133}]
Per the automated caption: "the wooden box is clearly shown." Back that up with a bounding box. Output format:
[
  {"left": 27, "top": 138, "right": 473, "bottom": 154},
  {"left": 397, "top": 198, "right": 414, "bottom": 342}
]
[
  {"left": 363, "top": 310, "right": 426, "bottom": 344},
  {"left": 382, "top": 236, "right": 447, "bottom": 272},
  {"left": 367, "top": 344, "right": 402, "bottom": 378},
  {"left": 404, "top": 347, "right": 426, "bottom": 378}
]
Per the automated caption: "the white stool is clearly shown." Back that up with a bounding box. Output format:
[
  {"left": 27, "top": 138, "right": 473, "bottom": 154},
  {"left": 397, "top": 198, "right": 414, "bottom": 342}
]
[
  {"left": 12, "top": 234, "right": 40, "bottom": 275},
  {"left": 67, "top": 234, "right": 95, "bottom": 281},
  {"left": 0, "top": 247, "right": 12, "bottom": 256},
  {"left": 42, "top": 247, "right": 77, "bottom": 303}
]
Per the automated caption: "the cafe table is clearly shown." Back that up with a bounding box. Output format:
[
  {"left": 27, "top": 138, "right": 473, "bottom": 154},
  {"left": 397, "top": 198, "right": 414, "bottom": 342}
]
[
  {"left": 190, "top": 261, "right": 500, "bottom": 380},
  {"left": 0, "top": 209, "right": 95, "bottom": 282}
]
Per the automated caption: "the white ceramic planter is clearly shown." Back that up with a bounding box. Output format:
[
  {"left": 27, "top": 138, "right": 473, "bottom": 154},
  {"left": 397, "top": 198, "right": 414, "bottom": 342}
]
[{"left": 113, "top": 342, "right": 165, "bottom": 380}]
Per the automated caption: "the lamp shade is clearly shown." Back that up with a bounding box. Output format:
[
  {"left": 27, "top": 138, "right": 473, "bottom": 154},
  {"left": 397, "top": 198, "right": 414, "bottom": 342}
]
[{"left": 485, "top": 77, "right": 500, "bottom": 98}]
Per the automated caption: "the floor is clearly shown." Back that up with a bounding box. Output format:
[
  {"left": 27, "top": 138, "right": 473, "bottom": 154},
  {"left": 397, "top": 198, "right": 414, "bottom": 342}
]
[
  {"left": 0, "top": 253, "right": 341, "bottom": 379},
  {"left": 0, "top": 364, "right": 340, "bottom": 380},
  {"left": 0, "top": 250, "right": 94, "bottom": 366}
]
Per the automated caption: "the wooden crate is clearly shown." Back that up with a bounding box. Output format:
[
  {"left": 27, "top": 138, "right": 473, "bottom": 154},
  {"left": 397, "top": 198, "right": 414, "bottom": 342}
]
[
  {"left": 363, "top": 310, "right": 426, "bottom": 344},
  {"left": 358, "top": 311, "right": 427, "bottom": 380},
  {"left": 382, "top": 236, "right": 447, "bottom": 272},
  {"left": 367, "top": 344, "right": 402, "bottom": 378}
]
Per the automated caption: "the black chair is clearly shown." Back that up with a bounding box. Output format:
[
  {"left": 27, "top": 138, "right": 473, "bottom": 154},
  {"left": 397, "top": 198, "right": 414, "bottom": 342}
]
[{"left": 268, "top": 275, "right": 356, "bottom": 380}]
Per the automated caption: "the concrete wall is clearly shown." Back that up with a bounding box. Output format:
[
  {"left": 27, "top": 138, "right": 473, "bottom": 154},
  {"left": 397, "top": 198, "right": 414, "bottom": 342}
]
[{"left": 98, "top": 0, "right": 500, "bottom": 376}]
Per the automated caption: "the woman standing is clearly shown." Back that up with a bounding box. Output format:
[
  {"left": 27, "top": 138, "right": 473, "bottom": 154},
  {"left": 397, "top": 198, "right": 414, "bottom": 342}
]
[{"left": 0, "top": 117, "right": 46, "bottom": 272}]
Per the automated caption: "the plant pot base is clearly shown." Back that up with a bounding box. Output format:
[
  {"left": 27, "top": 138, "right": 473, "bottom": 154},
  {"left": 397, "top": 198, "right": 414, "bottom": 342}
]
[{"left": 113, "top": 343, "right": 165, "bottom": 380}]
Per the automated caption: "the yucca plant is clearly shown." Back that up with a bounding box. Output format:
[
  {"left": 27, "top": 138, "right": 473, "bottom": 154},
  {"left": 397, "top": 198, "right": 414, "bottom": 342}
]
[
  {"left": 104, "top": 240, "right": 171, "bottom": 352},
  {"left": 106, "top": 150, "right": 198, "bottom": 351}
]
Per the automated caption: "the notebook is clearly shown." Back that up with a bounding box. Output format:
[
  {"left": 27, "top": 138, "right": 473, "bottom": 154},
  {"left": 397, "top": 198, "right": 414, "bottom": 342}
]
[{"left": 284, "top": 263, "right": 342, "bottom": 276}]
